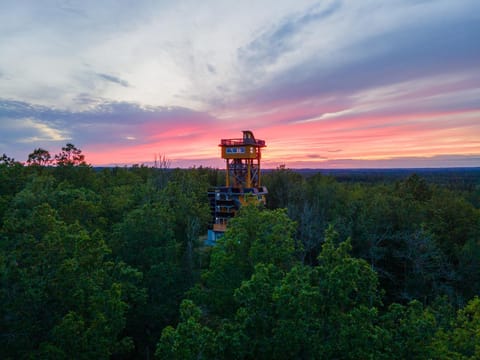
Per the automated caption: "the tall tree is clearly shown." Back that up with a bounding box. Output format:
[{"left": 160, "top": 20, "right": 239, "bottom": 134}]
[
  {"left": 381, "top": 301, "right": 437, "bottom": 359},
  {"left": 0, "top": 153, "right": 18, "bottom": 166},
  {"left": 27, "top": 148, "right": 52, "bottom": 166},
  {"left": 54, "top": 143, "right": 86, "bottom": 166},
  {"left": 111, "top": 202, "right": 179, "bottom": 358},
  {"left": 156, "top": 300, "right": 214, "bottom": 360},
  {"left": 191, "top": 205, "right": 298, "bottom": 317},
  {"left": 430, "top": 296, "right": 480, "bottom": 359}
]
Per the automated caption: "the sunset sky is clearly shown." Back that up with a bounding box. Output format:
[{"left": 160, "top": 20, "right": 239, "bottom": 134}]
[{"left": 1, "top": 0, "right": 479, "bottom": 168}]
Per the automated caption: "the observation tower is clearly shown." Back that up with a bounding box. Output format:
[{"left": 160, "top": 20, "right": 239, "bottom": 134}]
[{"left": 207, "top": 130, "right": 268, "bottom": 243}]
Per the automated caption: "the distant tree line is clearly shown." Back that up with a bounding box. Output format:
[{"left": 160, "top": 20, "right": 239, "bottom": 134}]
[{"left": 0, "top": 145, "right": 479, "bottom": 359}]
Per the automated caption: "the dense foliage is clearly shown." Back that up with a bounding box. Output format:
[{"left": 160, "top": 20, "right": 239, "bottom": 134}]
[{"left": 1, "top": 147, "right": 479, "bottom": 359}]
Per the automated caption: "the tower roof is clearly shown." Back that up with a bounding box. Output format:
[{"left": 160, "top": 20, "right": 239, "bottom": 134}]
[{"left": 219, "top": 130, "right": 266, "bottom": 147}]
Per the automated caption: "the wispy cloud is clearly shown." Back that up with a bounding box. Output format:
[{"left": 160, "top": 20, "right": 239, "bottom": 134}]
[
  {"left": 0, "top": 98, "right": 224, "bottom": 164},
  {"left": 96, "top": 73, "right": 130, "bottom": 87},
  {"left": 238, "top": 1, "right": 342, "bottom": 69},
  {"left": 0, "top": 117, "right": 70, "bottom": 146}
]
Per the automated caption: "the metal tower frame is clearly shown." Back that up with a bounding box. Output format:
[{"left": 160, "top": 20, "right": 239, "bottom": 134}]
[{"left": 207, "top": 130, "right": 268, "bottom": 244}]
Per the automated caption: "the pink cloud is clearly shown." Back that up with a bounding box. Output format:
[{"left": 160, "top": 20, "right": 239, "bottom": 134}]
[{"left": 78, "top": 99, "right": 479, "bottom": 168}]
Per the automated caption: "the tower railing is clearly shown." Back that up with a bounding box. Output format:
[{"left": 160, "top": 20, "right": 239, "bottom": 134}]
[{"left": 220, "top": 138, "right": 266, "bottom": 146}]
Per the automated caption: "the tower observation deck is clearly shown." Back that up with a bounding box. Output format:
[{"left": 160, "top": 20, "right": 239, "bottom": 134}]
[{"left": 207, "top": 130, "right": 268, "bottom": 243}]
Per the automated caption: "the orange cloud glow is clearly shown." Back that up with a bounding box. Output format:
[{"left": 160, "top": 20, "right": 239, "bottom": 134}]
[{"left": 83, "top": 108, "right": 480, "bottom": 168}]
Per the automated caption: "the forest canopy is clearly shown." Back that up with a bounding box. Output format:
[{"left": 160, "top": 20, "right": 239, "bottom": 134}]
[{"left": 1, "top": 146, "right": 479, "bottom": 359}]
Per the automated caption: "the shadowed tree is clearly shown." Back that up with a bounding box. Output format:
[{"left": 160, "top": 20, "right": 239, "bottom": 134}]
[
  {"left": 0, "top": 153, "right": 18, "bottom": 166},
  {"left": 397, "top": 174, "right": 432, "bottom": 202},
  {"left": 55, "top": 143, "right": 86, "bottom": 166},
  {"left": 27, "top": 148, "right": 52, "bottom": 166},
  {"left": 0, "top": 154, "right": 26, "bottom": 224},
  {"left": 430, "top": 296, "right": 480, "bottom": 359},
  {"left": 191, "top": 205, "right": 298, "bottom": 317},
  {"left": 155, "top": 300, "right": 214, "bottom": 360},
  {"left": 0, "top": 202, "right": 142, "bottom": 359},
  {"left": 381, "top": 300, "right": 437, "bottom": 359}
]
